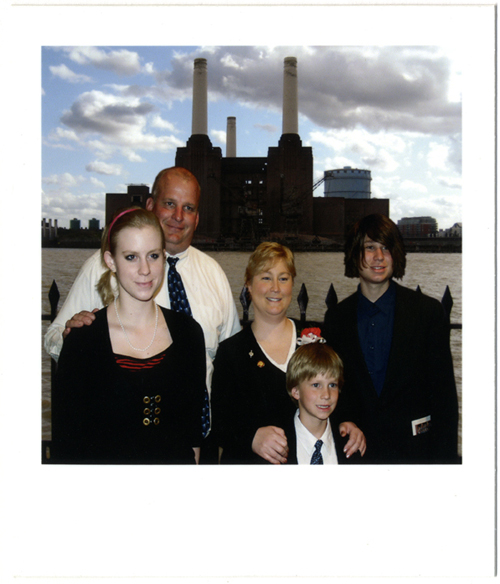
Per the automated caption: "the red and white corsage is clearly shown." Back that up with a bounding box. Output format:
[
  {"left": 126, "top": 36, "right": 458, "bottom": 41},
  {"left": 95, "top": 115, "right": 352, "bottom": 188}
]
[{"left": 296, "top": 327, "right": 326, "bottom": 346}]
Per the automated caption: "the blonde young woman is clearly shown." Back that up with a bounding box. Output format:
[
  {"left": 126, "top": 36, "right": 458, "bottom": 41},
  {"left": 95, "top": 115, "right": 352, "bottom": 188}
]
[
  {"left": 51, "top": 207, "right": 206, "bottom": 464},
  {"left": 211, "top": 242, "right": 366, "bottom": 464}
]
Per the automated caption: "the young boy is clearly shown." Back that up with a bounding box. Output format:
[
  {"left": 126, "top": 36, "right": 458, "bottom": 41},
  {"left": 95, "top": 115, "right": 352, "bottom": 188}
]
[{"left": 285, "top": 342, "right": 361, "bottom": 464}]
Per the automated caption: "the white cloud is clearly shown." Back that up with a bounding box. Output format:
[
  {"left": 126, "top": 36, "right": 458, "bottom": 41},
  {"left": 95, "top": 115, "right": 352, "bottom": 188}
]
[
  {"left": 56, "top": 90, "right": 184, "bottom": 163},
  {"left": 90, "top": 176, "right": 105, "bottom": 189},
  {"left": 150, "top": 114, "right": 177, "bottom": 132},
  {"left": 64, "top": 47, "right": 142, "bottom": 76},
  {"left": 85, "top": 160, "right": 122, "bottom": 176},
  {"left": 42, "top": 172, "right": 85, "bottom": 187},
  {"left": 254, "top": 123, "right": 278, "bottom": 134},
  {"left": 399, "top": 180, "right": 428, "bottom": 194},
  {"left": 220, "top": 55, "right": 240, "bottom": 69},
  {"left": 49, "top": 127, "right": 81, "bottom": 143},
  {"left": 50, "top": 64, "right": 92, "bottom": 84},
  {"left": 211, "top": 129, "right": 226, "bottom": 144},
  {"left": 436, "top": 176, "right": 461, "bottom": 189},
  {"left": 311, "top": 128, "right": 403, "bottom": 173},
  {"left": 427, "top": 142, "right": 449, "bottom": 170},
  {"left": 87, "top": 139, "right": 116, "bottom": 158}
]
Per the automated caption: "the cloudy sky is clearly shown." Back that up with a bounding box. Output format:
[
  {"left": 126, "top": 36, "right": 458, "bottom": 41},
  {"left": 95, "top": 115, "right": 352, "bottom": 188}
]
[{"left": 42, "top": 44, "right": 462, "bottom": 230}]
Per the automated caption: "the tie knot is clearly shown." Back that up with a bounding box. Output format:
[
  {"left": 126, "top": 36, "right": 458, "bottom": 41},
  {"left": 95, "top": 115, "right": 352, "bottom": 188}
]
[
  {"left": 167, "top": 257, "right": 179, "bottom": 268},
  {"left": 314, "top": 440, "right": 323, "bottom": 450}
]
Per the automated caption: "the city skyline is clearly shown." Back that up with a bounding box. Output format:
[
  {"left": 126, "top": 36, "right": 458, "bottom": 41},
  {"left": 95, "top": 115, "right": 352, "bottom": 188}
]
[{"left": 42, "top": 45, "right": 462, "bottom": 230}]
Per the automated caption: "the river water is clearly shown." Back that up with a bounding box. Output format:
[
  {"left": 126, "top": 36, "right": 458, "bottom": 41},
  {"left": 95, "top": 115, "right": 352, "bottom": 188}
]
[{"left": 41, "top": 249, "right": 462, "bottom": 454}]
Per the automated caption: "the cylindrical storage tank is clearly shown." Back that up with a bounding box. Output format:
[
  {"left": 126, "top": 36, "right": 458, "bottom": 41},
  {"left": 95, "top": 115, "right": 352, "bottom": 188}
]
[{"left": 324, "top": 167, "right": 371, "bottom": 199}]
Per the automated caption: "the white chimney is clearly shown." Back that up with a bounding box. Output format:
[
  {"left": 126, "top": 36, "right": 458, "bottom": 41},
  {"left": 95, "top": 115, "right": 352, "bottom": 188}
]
[
  {"left": 226, "top": 116, "right": 236, "bottom": 157},
  {"left": 192, "top": 58, "right": 208, "bottom": 135},
  {"left": 282, "top": 56, "right": 298, "bottom": 135}
]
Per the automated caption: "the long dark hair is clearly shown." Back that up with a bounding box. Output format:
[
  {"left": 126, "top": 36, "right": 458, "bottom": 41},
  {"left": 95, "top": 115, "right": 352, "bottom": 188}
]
[{"left": 344, "top": 214, "right": 406, "bottom": 279}]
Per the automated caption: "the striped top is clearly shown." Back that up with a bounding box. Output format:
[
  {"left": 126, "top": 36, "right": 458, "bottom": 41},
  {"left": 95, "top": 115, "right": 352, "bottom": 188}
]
[{"left": 114, "top": 350, "right": 167, "bottom": 371}]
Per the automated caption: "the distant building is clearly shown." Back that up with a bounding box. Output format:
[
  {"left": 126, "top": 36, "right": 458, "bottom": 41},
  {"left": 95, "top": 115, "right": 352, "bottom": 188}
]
[
  {"left": 105, "top": 184, "right": 150, "bottom": 226},
  {"left": 448, "top": 222, "right": 462, "bottom": 237},
  {"left": 89, "top": 218, "right": 100, "bottom": 230},
  {"left": 397, "top": 216, "right": 438, "bottom": 237},
  {"left": 69, "top": 218, "right": 81, "bottom": 230},
  {"left": 41, "top": 218, "right": 58, "bottom": 240}
]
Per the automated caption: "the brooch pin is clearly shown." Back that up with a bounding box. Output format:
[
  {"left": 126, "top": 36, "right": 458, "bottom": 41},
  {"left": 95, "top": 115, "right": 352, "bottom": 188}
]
[
  {"left": 257, "top": 361, "right": 265, "bottom": 368},
  {"left": 249, "top": 350, "right": 254, "bottom": 357}
]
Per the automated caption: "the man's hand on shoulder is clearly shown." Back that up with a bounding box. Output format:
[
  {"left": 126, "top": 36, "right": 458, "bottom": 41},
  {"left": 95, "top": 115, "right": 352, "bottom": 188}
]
[{"left": 63, "top": 309, "right": 99, "bottom": 339}]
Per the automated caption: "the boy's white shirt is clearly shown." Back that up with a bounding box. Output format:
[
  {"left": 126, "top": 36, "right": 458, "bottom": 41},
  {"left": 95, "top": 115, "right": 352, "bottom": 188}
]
[{"left": 294, "top": 410, "right": 338, "bottom": 464}]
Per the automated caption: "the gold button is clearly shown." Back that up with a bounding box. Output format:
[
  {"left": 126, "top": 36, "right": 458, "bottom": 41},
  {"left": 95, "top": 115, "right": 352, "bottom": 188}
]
[
  {"left": 143, "top": 418, "right": 150, "bottom": 426},
  {"left": 153, "top": 418, "right": 160, "bottom": 425},
  {"left": 144, "top": 408, "right": 151, "bottom": 415},
  {"left": 154, "top": 407, "right": 161, "bottom": 415},
  {"left": 143, "top": 396, "right": 150, "bottom": 404},
  {"left": 154, "top": 395, "right": 161, "bottom": 403}
]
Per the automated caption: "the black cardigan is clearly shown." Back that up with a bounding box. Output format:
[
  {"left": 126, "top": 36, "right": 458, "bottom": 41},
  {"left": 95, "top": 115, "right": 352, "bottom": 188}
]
[{"left": 51, "top": 306, "right": 206, "bottom": 464}]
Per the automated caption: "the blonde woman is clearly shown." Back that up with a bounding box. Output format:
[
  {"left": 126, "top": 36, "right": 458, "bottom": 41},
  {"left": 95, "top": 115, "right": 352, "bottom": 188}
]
[
  {"left": 211, "top": 242, "right": 365, "bottom": 464},
  {"left": 51, "top": 207, "right": 206, "bottom": 464}
]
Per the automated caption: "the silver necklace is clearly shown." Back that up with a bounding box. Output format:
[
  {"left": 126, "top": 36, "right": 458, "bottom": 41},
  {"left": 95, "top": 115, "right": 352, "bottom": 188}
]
[{"left": 114, "top": 297, "right": 159, "bottom": 352}]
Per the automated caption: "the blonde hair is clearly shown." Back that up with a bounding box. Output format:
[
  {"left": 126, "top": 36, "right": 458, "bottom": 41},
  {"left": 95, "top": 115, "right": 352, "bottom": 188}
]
[
  {"left": 286, "top": 343, "right": 344, "bottom": 405},
  {"left": 97, "top": 207, "right": 165, "bottom": 305},
  {"left": 244, "top": 242, "right": 296, "bottom": 286}
]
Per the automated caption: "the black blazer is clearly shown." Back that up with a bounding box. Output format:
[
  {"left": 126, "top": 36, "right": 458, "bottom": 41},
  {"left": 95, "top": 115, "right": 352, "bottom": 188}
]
[
  {"left": 211, "top": 322, "right": 298, "bottom": 464},
  {"left": 324, "top": 282, "right": 459, "bottom": 464}
]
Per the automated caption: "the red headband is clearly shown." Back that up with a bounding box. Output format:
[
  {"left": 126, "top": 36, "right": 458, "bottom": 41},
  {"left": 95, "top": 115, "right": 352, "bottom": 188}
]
[{"left": 107, "top": 208, "right": 138, "bottom": 247}]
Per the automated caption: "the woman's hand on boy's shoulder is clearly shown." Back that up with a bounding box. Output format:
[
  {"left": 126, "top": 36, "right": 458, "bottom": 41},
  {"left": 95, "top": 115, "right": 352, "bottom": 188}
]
[
  {"left": 339, "top": 422, "right": 366, "bottom": 459},
  {"left": 252, "top": 426, "right": 289, "bottom": 465}
]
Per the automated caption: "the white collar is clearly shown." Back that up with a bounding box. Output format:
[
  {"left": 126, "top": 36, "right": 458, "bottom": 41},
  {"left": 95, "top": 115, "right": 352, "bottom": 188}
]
[
  {"left": 294, "top": 409, "right": 337, "bottom": 464},
  {"left": 165, "top": 246, "right": 190, "bottom": 262}
]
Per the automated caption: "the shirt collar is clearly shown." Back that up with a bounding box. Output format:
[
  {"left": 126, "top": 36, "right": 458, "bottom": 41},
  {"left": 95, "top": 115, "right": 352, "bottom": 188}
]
[
  {"left": 357, "top": 279, "right": 396, "bottom": 316},
  {"left": 294, "top": 410, "right": 333, "bottom": 456},
  {"left": 165, "top": 246, "right": 190, "bottom": 262}
]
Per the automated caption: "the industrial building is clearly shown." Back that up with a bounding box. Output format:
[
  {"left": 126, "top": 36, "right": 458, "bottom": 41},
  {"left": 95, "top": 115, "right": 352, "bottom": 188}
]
[
  {"left": 106, "top": 56, "right": 389, "bottom": 242},
  {"left": 106, "top": 184, "right": 150, "bottom": 224}
]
